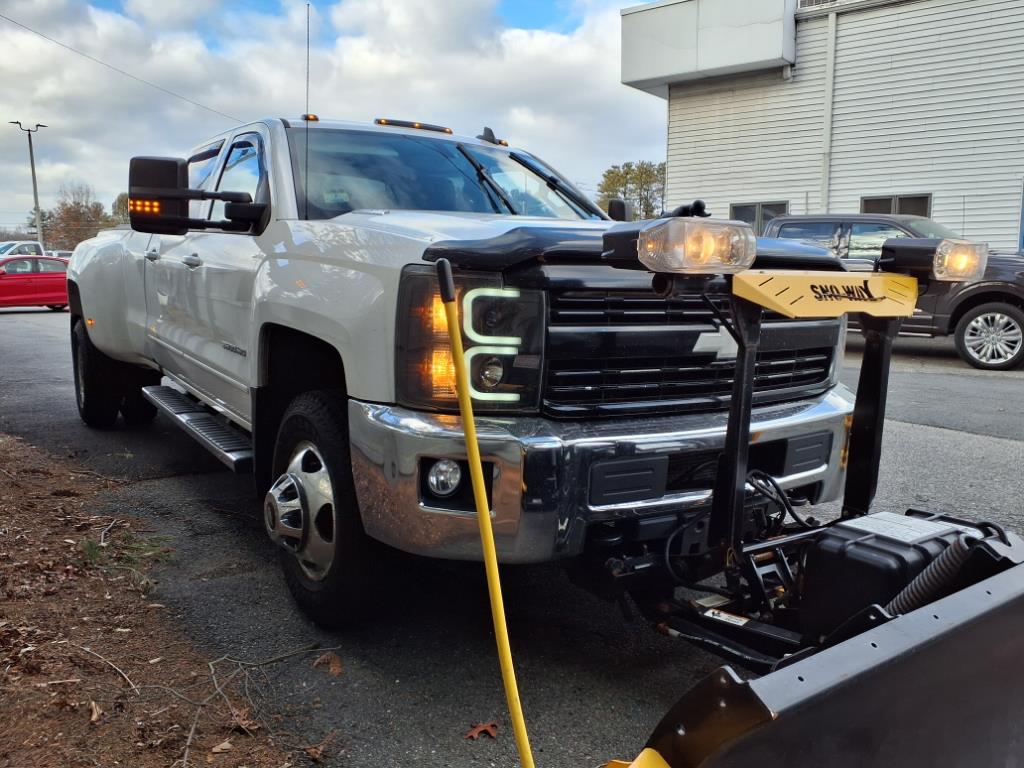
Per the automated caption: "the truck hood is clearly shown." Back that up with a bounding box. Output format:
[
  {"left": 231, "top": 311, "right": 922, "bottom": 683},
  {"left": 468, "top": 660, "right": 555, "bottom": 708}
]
[
  {"left": 333, "top": 210, "right": 844, "bottom": 272},
  {"left": 337, "top": 209, "right": 611, "bottom": 246}
]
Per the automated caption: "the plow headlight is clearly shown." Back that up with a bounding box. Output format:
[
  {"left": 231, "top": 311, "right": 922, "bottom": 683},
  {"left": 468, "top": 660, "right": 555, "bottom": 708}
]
[
  {"left": 933, "top": 239, "right": 988, "bottom": 281},
  {"left": 637, "top": 218, "right": 757, "bottom": 275},
  {"left": 880, "top": 237, "right": 988, "bottom": 282}
]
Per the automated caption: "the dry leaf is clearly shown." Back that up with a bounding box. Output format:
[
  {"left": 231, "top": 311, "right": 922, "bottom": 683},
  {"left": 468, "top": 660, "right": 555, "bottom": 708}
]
[
  {"left": 312, "top": 651, "right": 343, "bottom": 677},
  {"left": 304, "top": 745, "right": 325, "bottom": 763},
  {"left": 89, "top": 700, "right": 103, "bottom": 724},
  {"left": 302, "top": 732, "right": 335, "bottom": 763},
  {"left": 211, "top": 739, "right": 233, "bottom": 753},
  {"left": 465, "top": 721, "right": 498, "bottom": 740},
  {"left": 231, "top": 706, "right": 261, "bottom": 734}
]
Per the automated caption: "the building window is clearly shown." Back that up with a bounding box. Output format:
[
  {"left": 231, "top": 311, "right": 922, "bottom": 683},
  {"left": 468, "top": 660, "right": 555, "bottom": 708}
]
[
  {"left": 729, "top": 201, "right": 789, "bottom": 234},
  {"left": 860, "top": 194, "right": 931, "bottom": 217}
]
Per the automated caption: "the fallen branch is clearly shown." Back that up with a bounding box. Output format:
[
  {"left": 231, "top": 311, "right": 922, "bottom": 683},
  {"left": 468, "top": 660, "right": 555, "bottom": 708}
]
[
  {"left": 68, "top": 468, "right": 122, "bottom": 485},
  {"left": 71, "top": 644, "right": 139, "bottom": 695},
  {"left": 99, "top": 519, "right": 118, "bottom": 546}
]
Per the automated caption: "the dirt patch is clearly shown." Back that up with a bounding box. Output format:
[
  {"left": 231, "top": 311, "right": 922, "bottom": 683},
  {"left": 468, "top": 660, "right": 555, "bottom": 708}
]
[{"left": 0, "top": 434, "right": 328, "bottom": 767}]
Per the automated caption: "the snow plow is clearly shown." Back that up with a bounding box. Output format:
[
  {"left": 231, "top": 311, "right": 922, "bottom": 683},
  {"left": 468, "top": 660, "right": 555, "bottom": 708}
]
[{"left": 432, "top": 208, "right": 1024, "bottom": 768}]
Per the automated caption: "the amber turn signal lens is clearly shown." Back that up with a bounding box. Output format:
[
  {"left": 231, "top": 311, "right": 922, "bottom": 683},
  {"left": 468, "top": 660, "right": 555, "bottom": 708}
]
[{"left": 128, "top": 198, "right": 161, "bottom": 215}]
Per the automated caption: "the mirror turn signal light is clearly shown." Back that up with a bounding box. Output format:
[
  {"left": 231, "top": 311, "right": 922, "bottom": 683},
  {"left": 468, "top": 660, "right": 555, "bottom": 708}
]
[{"left": 128, "top": 198, "right": 161, "bottom": 215}]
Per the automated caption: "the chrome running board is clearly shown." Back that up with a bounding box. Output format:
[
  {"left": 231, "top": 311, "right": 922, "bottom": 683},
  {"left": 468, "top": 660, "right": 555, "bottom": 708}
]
[{"left": 142, "top": 385, "right": 253, "bottom": 473}]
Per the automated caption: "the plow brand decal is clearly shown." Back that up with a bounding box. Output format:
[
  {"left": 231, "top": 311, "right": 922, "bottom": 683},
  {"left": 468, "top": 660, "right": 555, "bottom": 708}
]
[{"left": 733, "top": 270, "right": 918, "bottom": 319}]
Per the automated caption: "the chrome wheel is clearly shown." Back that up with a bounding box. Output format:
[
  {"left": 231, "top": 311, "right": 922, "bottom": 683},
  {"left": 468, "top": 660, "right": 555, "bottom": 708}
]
[
  {"left": 264, "top": 441, "right": 336, "bottom": 581},
  {"left": 963, "top": 311, "right": 1023, "bottom": 366}
]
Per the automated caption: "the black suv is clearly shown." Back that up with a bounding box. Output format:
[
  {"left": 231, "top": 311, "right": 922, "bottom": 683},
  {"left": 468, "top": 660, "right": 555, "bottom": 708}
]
[{"left": 764, "top": 214, "right": 1024, "bottom": 370}]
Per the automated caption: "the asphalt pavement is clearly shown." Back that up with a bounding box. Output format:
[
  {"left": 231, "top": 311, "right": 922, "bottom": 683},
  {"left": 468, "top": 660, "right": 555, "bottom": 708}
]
[{"left": 1, "top": 307, "right": 1022, "bottom": 766}]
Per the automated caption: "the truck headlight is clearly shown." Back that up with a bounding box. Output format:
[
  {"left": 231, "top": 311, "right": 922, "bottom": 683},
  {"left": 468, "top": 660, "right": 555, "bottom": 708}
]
[
  {"left": 933, "top": 239, "right": 987, "bottom": 281},
  {"left": 637, "top": 218, "right": 757, "bottom": 274},
  {"left": 395, "top": 267, "right": 544, "bottom": 413}
]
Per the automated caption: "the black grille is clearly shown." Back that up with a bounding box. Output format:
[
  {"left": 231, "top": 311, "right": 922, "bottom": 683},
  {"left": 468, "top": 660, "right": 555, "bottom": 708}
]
[
  {"left": 543, "top": 289, "right": 837, "bottom": 418},
  {"left": 549, "top": 292, "right": 728, "bottom": 325}
]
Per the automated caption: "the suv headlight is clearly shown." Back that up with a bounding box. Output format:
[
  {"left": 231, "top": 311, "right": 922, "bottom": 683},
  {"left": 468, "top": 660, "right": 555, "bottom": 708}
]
[{"left": 395, "top": 266, "right": 544, "bottom": 413}]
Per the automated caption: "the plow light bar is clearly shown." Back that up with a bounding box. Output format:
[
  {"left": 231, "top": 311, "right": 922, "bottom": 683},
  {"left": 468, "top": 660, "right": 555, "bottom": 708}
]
[
  {"left": 637, "top": 218, "right": 757, "bottom": 274},
  {"left": 880, "top": 237, "right": 988, "bottom": 282}
]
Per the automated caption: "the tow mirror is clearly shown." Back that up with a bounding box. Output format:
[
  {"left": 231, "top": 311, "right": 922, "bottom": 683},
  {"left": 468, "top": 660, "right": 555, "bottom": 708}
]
[
  {"left": 128, "top": 156, "right": 266, "bottom": 236},
  {"left": 128, "top": 157, "right": 190, "bottom": 235},
  {"left": 607, "top": 198, "right": 633, "bottom": 222}
]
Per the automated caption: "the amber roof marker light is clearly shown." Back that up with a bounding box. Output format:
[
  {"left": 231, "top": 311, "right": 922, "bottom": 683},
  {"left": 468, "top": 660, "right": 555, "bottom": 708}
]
[{"left": 374, "top": 118, "right": 453, "bottom": 134}]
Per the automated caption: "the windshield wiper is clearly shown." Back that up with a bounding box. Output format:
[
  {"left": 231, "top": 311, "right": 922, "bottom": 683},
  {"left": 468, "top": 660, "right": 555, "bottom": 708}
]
[
  {"left": 456, "top": 143, "right": 517, "bottom": 215},
  {"left": 508, "top": 152, "right": 604, "bottom": 219}
]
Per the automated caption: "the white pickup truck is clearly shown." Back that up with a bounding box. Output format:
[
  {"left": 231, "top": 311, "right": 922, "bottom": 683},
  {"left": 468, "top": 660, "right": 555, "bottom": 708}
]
[{"left": 68, "top": 117, "right": 854, "bottom": 627}]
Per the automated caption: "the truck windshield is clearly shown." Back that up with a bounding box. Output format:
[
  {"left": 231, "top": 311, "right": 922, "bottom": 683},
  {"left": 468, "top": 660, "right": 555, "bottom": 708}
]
[{"left": 286, "top": 127, "right": 599, "bottom": 221}]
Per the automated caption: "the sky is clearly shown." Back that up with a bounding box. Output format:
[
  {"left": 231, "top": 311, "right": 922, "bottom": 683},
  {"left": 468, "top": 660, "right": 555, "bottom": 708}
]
[{"left": 0, "top": 0, "right": 665, "bottom": 234}]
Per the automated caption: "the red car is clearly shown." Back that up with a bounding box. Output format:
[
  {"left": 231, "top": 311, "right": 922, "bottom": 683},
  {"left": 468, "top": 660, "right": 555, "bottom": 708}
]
[{"left": 0, "top": 254, "right": 70, "bottom": 310}]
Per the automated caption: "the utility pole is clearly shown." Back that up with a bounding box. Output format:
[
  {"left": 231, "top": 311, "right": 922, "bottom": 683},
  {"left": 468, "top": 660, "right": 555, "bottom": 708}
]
[{"left": 9, "top": 121, "right": 47, "bottom": 249}]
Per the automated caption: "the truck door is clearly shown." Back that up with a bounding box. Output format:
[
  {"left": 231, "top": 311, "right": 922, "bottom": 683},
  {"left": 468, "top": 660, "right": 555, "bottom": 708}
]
[
  {"left": 147, "top": 133, "right": 265, "bottom": 426},
  {"left": 145, "top": 141, "right": 225, "bottom": 406}
]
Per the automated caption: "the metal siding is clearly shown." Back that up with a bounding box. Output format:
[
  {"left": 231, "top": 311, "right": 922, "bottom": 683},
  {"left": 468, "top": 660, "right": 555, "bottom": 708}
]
[
  {"left": 666, "top": 16, "right": 828, "bottom": 221},
  {"left": 663, "top": 0, "right": 1024, "bottom": 248},
  {"left": 828, "top": 0, "right": 1024, "bottom": 247}
]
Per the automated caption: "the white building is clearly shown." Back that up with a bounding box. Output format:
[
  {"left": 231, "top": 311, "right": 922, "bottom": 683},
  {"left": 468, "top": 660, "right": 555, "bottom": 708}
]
[{"left": 621, "top": 0, "right": 1024, "bottom": 248}]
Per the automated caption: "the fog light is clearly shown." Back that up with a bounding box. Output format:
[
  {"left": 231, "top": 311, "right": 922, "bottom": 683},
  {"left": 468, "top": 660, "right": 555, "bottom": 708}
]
[
  {"left": 478, "top": 356, "right": 504, "bottom": 389},
  {"left": 427, "top": 459, "right": 462, "bottom": 497}
]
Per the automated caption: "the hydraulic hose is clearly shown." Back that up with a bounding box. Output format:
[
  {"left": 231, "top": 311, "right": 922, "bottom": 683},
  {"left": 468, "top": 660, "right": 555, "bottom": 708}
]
[
  {"left": 435, "top": 259, "right": 536, "bottom": 768},
  {"left": 885, "top": 534, "right": 972, "bottom": 616}
]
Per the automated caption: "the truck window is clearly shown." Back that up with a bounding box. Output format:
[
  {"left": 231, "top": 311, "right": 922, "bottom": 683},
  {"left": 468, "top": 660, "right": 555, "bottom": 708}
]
[
  {"left": 287, "top": 127, "right": 594, "bottom": 221},
  {"left": 211, "top": 139, "right": 262, "bottom": 221},
  {"left": 777, "top": 222, "right": 839, "bottom": 243},
  {"left": 848, "top": 223, "right": 907, "bottom": 260},
  {"left": 187, "top": 141, "right": 223, "bottom": 218}
]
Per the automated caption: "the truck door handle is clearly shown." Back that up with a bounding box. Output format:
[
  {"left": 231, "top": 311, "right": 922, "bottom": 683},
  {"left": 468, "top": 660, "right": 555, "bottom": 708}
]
[
  {"left": 144, "top": 249, "right": 160, "bottom": 262},
  {"left": 182, "top": 254, "right": 202, "bottom": 268}
]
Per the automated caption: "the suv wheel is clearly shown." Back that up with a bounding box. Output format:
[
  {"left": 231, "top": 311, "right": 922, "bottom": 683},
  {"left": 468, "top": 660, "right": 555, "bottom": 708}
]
[
  {"left": 265, "top": 390, "right": 382, "bottom": 629},
  {"left": 72, "top": 319, "right": 123, "bottom": 429},
  {"left": 954, "top": 302, "right": 1024, "bottom": 371}
]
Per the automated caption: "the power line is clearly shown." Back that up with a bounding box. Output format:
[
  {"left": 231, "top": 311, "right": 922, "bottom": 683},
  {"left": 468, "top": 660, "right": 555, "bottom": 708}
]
[{"left": 0, "top": 12, "right": 242, "bottom": 123}]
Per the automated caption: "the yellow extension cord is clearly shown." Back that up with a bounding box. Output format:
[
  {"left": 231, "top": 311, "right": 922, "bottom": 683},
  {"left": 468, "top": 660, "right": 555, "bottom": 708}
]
[{"left": 441, "top": 294, "right": 537, "bottom": 768}]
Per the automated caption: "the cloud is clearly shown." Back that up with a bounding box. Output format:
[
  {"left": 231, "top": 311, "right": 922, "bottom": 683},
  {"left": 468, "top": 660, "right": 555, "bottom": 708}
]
[
  {"left": 123, "top": 0, "right": 223, "bottom": 28},
  {"left": 0, "top": 0, "right": 665, "bottom": 236}
]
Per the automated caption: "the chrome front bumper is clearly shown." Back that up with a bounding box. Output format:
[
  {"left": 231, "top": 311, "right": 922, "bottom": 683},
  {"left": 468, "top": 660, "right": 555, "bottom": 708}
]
[{"left": 348, "top": 386, "right": 855, "bottom": 563}]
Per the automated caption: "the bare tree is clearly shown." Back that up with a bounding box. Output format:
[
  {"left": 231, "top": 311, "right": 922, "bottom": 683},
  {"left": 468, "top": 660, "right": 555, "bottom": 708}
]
[{"left": 37, "top": 183, "right": 116, "bottom": 251}]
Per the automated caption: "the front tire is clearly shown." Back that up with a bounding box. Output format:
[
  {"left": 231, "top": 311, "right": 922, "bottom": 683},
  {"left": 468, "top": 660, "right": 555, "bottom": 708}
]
[
  {"left": 266, "top": 390, "right": 381, "bottom": 629},
  {"left": 48, "top": 305, "right": 67, "bottom": 311},
  {"left": 72, "top": 319, "right": 123, "bottom": 429},
  {"left": 954, "top": 302, "right": 1024, "bottom": 371}
]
